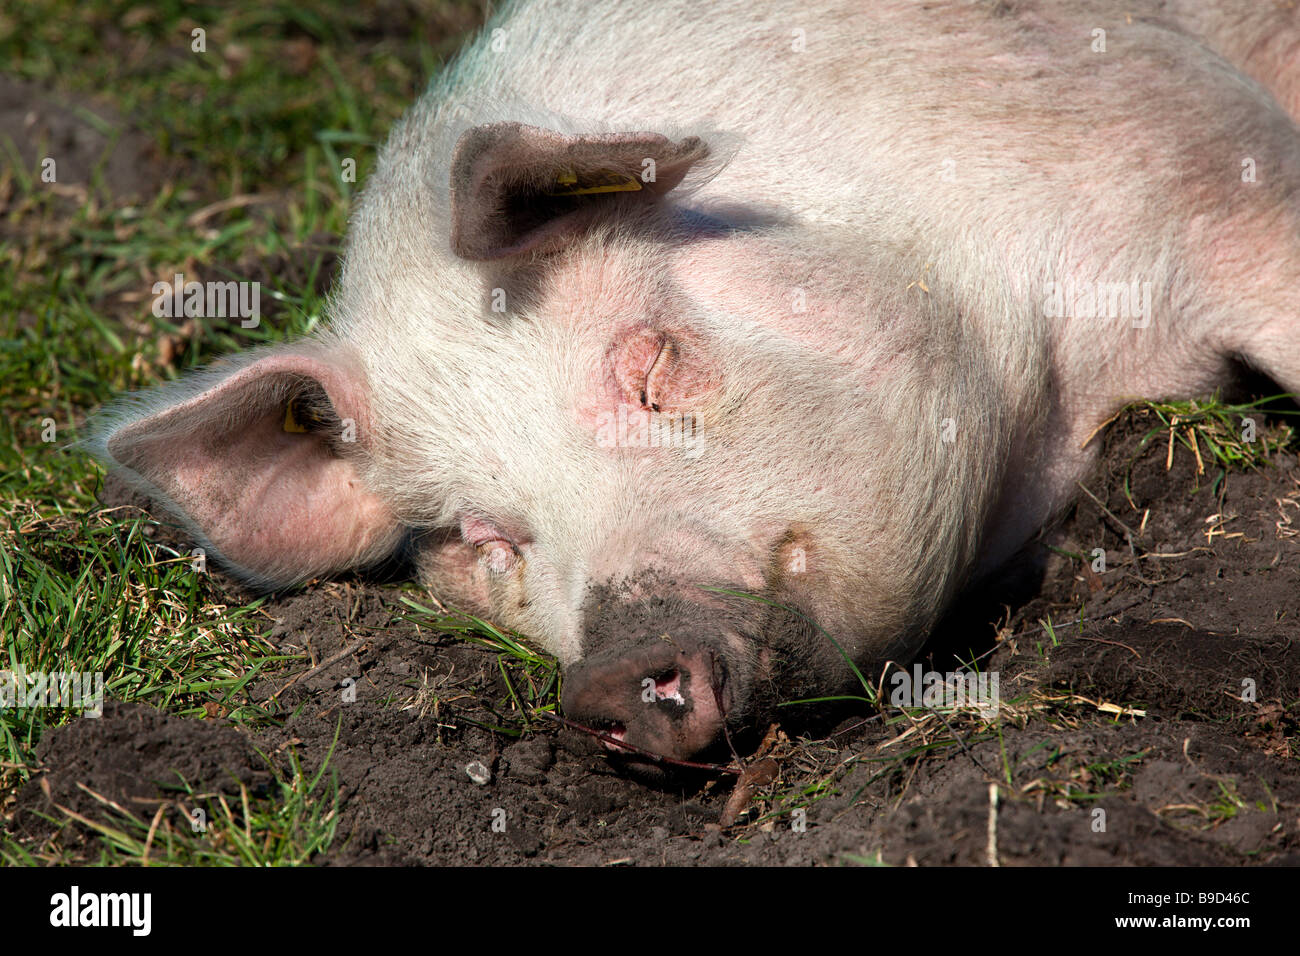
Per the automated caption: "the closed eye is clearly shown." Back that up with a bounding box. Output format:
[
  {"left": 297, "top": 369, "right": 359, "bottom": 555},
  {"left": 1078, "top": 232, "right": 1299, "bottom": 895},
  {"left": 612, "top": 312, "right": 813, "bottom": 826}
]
[
  {"left": 475, "top": 539, "right": 518, "bottom": 574},
  {"left": 459, "top": 514, "right": 523, "bottom": 574},
  {"left": 641, "top": 337, "right": 674, "bottom": 412}
]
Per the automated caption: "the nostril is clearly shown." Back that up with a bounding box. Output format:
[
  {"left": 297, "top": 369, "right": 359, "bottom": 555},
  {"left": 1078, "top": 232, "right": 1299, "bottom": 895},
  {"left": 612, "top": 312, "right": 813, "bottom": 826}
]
[
  {"left": 654, "top": 668, "right": 684, "bottom": 705},
  {"left": 601, "top": 722, "right": 629, "bottom": 753}
]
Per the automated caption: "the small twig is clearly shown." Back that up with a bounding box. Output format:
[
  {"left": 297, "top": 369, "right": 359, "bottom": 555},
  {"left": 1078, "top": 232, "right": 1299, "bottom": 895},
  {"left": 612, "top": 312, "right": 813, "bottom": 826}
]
[
  {"left": 1075, "top": 636, "right": 1142, "bottom": 659},
  {"left": 1187, "top": 426, "right": 1205, "bottom": 475},
  {"left": 986, "top": 783, "right": 1000, "bottom": 867},
  {"left": 1000, "top": 597, "right": 1146, "bottom": 643},
  {"left": 1080, "top": 408, "right": 1125, "bottom": 450},
  {"left": 142, "top": 803, "right": 167, "bottom": 866},
  {"left": 930, "top": 708, "right": 995, "bottom": 779},
  {"left": 1075, "top": 481, "right": 1140, "bottom": 543},
  {"left": 184, "top": 192, "right": 281, "bottom": 226},
  {"left": 270, "top": 634, "right": 371, "bottom": 701},
  {"left": 823, "top": 713, "right": 884, "bottom": 739},
  {"left": 710, "top": 652, "right": 743, "bottom": 767}
]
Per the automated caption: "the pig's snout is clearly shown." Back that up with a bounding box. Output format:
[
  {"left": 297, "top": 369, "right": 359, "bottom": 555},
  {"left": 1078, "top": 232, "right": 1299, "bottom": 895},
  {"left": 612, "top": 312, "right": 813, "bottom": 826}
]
[{"left": 562, "top": 635, "right": 733, "bottom": 768}]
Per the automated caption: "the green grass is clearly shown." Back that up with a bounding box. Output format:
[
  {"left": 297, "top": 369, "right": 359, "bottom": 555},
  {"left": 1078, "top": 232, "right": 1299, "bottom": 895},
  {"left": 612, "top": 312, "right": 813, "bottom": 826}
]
[
  {"left": 840, "top": 851, "right": 890, "bottom": 866},
  {"left": 1018, "top": 747, "right": 1148, "bottom": 805},
  {"left": 2, "top": 731, "right": 342, "bottom": 865},
  {"left": 399, "top": 598, "right": 562, "bottom": 735},
  {"left": 0, "top": 0, "right": 482, "bottom": 866},
  {"left": 1156, "top": 776, "right": 1256, "bottom": 832},
  {"left": 1138, "top": 395, "right": 1296, "bottom": 470},
  {"left": 0, "top": 1, "right": 476, "bottom": 191},
  {"left": 1127, "top": 396, "right": 1298, "bottom": 498}
]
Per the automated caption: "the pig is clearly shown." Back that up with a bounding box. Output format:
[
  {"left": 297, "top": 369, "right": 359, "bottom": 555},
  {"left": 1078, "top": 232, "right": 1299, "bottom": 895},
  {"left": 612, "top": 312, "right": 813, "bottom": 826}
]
[{"left": 89, "top": 0, "right": 1300, "bottom": 774}]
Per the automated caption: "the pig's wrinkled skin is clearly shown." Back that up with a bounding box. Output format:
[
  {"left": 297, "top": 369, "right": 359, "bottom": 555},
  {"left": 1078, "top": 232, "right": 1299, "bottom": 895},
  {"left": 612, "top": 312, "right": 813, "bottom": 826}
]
[{"left": 90, "top": 0, "right": 1300, "bottom": 772}]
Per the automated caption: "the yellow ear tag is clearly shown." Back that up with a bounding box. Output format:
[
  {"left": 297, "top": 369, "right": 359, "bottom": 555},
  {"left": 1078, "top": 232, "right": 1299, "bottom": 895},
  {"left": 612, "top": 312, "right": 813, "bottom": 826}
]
[
  {"left": 283, "top": 401, "right": 308, "bottom": 433},
  {"left": 545, "top": 168, "right": 644, "bottom": 197}
]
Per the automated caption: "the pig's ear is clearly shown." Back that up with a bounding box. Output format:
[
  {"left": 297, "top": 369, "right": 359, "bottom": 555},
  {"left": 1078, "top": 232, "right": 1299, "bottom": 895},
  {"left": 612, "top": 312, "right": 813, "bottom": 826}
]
[
  {"left": 87, "top": 347, "right": 404, "bottom": 589},
  {"left": 449, "top": 122, "right": 714, "bottom": 260}
]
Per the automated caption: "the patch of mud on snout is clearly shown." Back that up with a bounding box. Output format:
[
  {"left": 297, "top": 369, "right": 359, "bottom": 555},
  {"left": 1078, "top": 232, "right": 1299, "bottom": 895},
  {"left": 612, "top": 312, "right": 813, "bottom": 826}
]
[{"left": 561, "top": 585, "right": 753, "bottom": 777}]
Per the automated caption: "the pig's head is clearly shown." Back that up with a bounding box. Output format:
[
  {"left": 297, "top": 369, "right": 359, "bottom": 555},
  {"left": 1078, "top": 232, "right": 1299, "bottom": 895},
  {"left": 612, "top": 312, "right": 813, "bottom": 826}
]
[{"left": 91, "top": 120, "right": 1006, "bottom": 775}]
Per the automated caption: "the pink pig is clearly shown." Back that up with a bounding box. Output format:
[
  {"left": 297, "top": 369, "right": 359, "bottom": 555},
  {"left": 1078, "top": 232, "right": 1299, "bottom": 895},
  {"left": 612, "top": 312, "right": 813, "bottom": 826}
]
[{"left": 91, "top": 0, "right": 1300, "bottom": 773}]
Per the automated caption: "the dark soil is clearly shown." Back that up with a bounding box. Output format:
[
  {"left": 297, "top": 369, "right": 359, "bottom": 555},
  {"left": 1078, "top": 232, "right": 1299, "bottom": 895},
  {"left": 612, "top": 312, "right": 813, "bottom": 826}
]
[
  {"left": 0, "top": 76, "right": 164, "bottom": 201},
  {"left": 12, "top": 407, "right": 1300, "bottom": 866}
]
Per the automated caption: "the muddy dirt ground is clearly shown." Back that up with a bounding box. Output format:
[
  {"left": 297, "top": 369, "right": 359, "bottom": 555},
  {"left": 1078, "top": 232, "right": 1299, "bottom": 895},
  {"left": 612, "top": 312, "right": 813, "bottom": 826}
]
[
  {"left": 5, "top": 69, "right": 1299, "bottom": 869},
  {"left": 13, "top": 406, "right": 1300, "bottom": 866}
]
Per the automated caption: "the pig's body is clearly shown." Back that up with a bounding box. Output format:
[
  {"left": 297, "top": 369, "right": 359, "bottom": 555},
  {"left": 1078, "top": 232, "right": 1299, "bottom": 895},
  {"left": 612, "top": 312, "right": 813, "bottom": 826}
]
[{"left": 93, "top": 0, "right": 1300, "bottom": 770}]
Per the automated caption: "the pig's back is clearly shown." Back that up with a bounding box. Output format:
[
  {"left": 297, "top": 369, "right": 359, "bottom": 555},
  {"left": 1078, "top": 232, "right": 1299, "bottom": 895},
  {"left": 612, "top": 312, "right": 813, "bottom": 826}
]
[
  {"left": 449, "top": 0, "right": 1291, "bottom": 227},
  {"left": 435, "top": 0, "right": 1298, "bottom": 391}
]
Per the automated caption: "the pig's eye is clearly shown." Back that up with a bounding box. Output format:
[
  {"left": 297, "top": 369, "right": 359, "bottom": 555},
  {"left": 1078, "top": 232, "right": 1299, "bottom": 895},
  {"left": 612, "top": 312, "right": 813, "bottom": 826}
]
[
  {"left": 459, "top": 514, "right": 521, "bottom": 575},
  {"left": 639, "top": 337, "right": 674, "bottom": 413},
  {"left": 475, "top": 539, "right": 519, "bottom": 574},
  {"left": 611, "top": 328, "right": 681, "bottom": 413}
]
